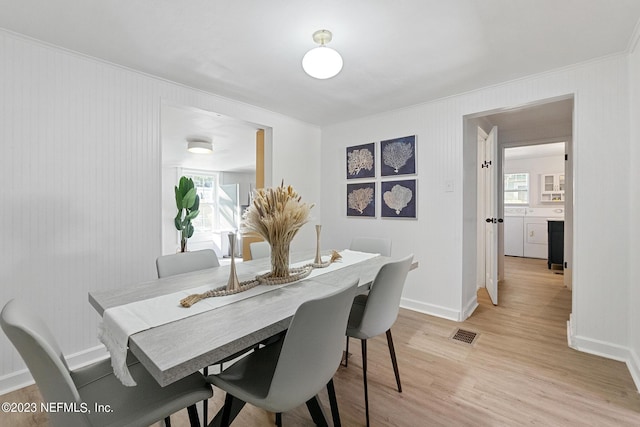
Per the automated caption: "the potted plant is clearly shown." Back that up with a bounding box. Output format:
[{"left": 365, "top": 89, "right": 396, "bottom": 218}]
[{"left": 174, "top": 176, "right": 200, "bottom": 252}]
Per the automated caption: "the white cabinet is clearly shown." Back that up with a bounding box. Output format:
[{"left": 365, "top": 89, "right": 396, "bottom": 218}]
[{"left": 540, "top": 173, "right": 564, "bottom": 202}]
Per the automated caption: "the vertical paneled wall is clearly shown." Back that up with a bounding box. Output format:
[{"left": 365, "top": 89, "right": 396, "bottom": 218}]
[
  {"left": 0, "top": 30, "right": 321, "bottom": 389},
  {"left": 627, "top": 29, "right": 640, "bottom": 386},
  {"left": 0, "top": 33, "right": 163, "bottom": 378},
  {"left": 321, "top": 54, "right": 632, "bottom": 358}
]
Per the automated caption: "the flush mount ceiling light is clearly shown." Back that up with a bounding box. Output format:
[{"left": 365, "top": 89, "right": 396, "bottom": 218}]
[
  {"left": 187, "top": 138, "right": 213, "bottom": 154},
  {"left": 302, "top": 29, "right": 343, "bottom": 79}
]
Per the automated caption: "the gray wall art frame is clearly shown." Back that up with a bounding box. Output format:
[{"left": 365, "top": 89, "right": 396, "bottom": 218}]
[
  {"left": 347, "top": 182, "right": 376, "bottom": 217},
  {"left": 380, "top": 135, "right": 416, "bottom": 176},
  {"left": 381, "top": 179, "right": 417, "bottom": 219},
  {"left": 346, "top": 142, "right": 376, "bottom": 179}
]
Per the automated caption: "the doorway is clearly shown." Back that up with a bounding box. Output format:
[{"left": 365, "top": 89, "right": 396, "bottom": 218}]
[
  {"left": 159, "top": 101, "right": 269, "bottom": 257},
  {"left": 463, "top": 95, "right": 574, "bottom": 312}
]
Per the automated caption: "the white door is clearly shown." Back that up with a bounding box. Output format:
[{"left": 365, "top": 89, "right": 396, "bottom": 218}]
[{"left": 484, "top": 126, "right": 499, "bottom": 305}]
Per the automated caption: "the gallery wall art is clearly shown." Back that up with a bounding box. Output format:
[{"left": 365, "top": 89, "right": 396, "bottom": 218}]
[
  {"left": 346, "top": 142, "right": 375, "bottom": 179},
  {"left": 381, "top": 179, "right": 416, "bottom": 218},
  {"left": 380, "top": 135, "right": 416, "bottom": 176},
  {"left": 345, "top": 135, "right": 417, "bottom": 219},
  {"left": 347, "top": 182, "right": 376, "bottom": 217}
]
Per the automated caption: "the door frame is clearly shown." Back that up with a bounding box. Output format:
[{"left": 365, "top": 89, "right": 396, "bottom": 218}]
[{"left": 462, "top": 94, "right": 574, "bottom": 317}]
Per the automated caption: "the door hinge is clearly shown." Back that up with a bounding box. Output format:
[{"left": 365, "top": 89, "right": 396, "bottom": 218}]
[
  {"left": 565, "top": 154, "right": 568, "bottom": 161},
  {"left": 564, "top": 262, "right": 568, "bottom": 268},
  {"left": 481, "top": 160, "right": 492, "bottom": 168}
]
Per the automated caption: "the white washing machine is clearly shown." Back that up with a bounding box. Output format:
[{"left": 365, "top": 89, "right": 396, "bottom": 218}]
[{"left": 504, "top": 207, "right": 526, "bottom": 256}]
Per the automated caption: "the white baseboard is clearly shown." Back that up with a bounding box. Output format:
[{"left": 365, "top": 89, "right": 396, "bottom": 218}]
[
  {"left": 567, "top": 318, "right": 640, "bottom": 393},
  {"left": 627, "top": 349, "right": 640, "bottom": 393},
  {"left": 400, "top": 297, "right": 461, "bottom": 321},
  {"left": 461, "top": 296, "right": 479, "bottom": 321},
  {"left": 0, "top": 345, "right": 109, "bottom": 397}
]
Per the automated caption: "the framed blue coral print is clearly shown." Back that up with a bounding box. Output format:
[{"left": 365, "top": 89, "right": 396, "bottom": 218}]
[
  {"left": 380, "top": 135, "right": 416, "bottom": 176},
  {"left": 347, "top": 182, "right": 376, "bottom": 217},
  {"left": 346, "top": 142, "right": 375, "bottom": 179},
  {"left": 381, "top": 179, "right": 416, "bottom": 219}
]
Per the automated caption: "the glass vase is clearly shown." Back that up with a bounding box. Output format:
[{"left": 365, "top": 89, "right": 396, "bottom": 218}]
[{"left": 270, "top": 241, "right": 291, "bottom": 278}]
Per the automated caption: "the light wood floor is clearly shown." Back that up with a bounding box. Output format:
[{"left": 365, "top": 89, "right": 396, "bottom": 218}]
[{"left": 3, "top": 257, "right": 640, "bottom": 426}]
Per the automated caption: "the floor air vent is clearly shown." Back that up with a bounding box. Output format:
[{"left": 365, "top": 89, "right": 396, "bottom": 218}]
[{"left": 451, "top": 328, "right": 478, "bottom": 345}]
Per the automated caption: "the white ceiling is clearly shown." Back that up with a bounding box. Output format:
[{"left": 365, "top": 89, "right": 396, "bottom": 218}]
[
  {"left": 1, "top": 0, "right": 639, "bottom": 126},
  {"left": 1, "top": 2, "right": 636, "bottom": 173},
  {"left": 161, "top": 103, "right": 259, "bottom": 173}
]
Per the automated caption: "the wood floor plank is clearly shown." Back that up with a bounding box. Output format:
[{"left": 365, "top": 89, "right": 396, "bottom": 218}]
[{"left": 2, "top": 257, "right": 639, "bottom": 426}]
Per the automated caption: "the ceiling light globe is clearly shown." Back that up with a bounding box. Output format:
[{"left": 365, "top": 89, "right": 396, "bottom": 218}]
[{"left": 302, "top": 46, "right": 343, "bottom": 79}]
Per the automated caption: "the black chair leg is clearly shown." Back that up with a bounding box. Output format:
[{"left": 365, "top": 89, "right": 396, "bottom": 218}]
[
  {"left": 164, "top": 416, "right": 172, "bottom": 427},
  {"left": 344, "top": 336, "right": 350, "bottom": 367},
  {"left": 216, "top": 394, "right": 246, "bottom": 427},
  {"left": 327, "top": 378, "right": 341, "bottom": 427},
  {"left": 275, "top": 412, "right": 282, "bottom": 426},
  {"left": 386, "top": 329, "right": 402, "bottom": 393},
  {"left": 305, "top": 395, "right": 329, "bottom": 427},
  {"left": 187, "top": 404, "right": 201, "bottom": 427},
  {"left": 203, "top": 366, "right": 209, "bottom": 425},
  {"left": 361, "top": 339, "right": 370, "bottom": 427}
]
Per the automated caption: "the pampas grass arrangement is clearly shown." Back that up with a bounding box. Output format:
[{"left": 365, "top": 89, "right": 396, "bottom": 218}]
[{"left": 241, "top": 181, "right": 314, "bottom": 278}]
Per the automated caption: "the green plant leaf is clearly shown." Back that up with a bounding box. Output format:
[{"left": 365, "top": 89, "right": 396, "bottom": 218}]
[
  {"left": 185, "top": 209, "right": 199, "bottom": 221},
  {"left": 175, "top": 186, "right": 183, "bottom": 209},
  {"left": 174, "top": 212, "right": 184, "bottom": 230},
  {"left": 185, "top": 223, "right": 194, "bottom": 238},
  {"left": 192, "top": 194, "right": 200, "bottom": 211},
  {"left": 183, "top": 188, "right": 197, "bottom": 209}
]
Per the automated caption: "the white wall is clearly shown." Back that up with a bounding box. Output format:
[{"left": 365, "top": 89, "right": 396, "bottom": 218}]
[
  {"left": 627, "top": 26, "right": 640, "bottom": 389},
  {"left": 0, "top": 29, "right": 320, "bottom": 392},
  {"left": 321, "top": 55, "right": 632, "bottom": 367}
]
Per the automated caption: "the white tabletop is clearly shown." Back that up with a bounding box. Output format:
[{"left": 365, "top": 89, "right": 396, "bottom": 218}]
[{"left": 89, "top": 250, "right": 390, "bottom": 386}]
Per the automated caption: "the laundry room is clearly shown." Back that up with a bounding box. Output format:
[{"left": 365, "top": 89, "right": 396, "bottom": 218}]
[{"left": 503, "top": 142, "right": 565, "bottom": 265}]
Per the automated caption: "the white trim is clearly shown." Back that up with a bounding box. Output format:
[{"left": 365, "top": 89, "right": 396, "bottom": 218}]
[
  {"left": 568, "top": 331, "right": 640, "bottom": 393},
  {"left": 628, "top": 349, "right": 640, "bottom": 392},
  {"left": 627, "top": 16, "right": 640, "bottom": 53},
  {"left": 0, "top": 345, "right": 109, "bottom": 396},
  {"left": 461, "top": 296, "right": 479, "bottom": 321},
  {"left": 401, "top": 298, "right": 461, "bottom": 321},
  {"left": 569, "top": 333, "right": 631, "bottom": 363}
]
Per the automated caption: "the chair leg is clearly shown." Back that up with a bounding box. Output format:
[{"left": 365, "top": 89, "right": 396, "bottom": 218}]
[
  {"left": 203, "top": 366, "right": 209, "bottom": 425},
  {"left": 164, "top": 416, "right": 171, "bottom": 427},
  {"left": 327, "top": 378, "right": 341, "bottom": 427},
  {"left": 187, "top": 404, "right": 201, "bottom": 427},
  {"left": 220, "top": 393, "right": 235, "bottom": 427},
  {"left": 275, "top": 412, "right": 282, "bottom": 427},
  {"left": 361, "top": 339, "right": 370, "bottom": 427},
  {"left": 305, "top": 395, "right": 329, "bottom": 427},
  {"left": 343, "top": 336, "right": 350, "bottom": 367},
  {"left": 386, "top": 329, "right": 402, "bottom": 393},
  {"left": 216, "top": 393, "right": 246, "bottom": 427}
]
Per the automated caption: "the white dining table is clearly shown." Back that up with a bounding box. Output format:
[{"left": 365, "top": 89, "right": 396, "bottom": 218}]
[{"left": 88, "top": 250, "right": 393, "bottom": 388}]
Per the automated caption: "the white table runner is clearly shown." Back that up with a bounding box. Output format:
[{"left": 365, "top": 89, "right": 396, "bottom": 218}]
[{"left": 99, "top": 249, "right": 379, "bottom": 385}]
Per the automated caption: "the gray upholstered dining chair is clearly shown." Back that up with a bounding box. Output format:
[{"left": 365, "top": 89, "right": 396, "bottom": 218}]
[
  {"left": 349, "top": 236, "right": 392, "bottom": 257},
  {"left": 206, "top": 279, "right": 359, "bottom": 427},
  {"left": 1, "top": 299, "right": 212, "bottom": 427},
  {"left": 156, "top": 248, "right": 221, "bottom": 426},
  {"left": 249, "top": 241, "right": 271, "bottom": 260},
  {"left": 156, "top": 249, "right": 220, "bottom": 278},
  {"left": 344, "top": 254, "right": 413, "bottom": 427}
]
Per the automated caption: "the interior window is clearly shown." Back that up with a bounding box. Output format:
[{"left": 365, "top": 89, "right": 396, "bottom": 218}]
[
  {"left": 182, "top": 170, "right": 219, "bottom": 243},
  {"left": 504, "top": 173, "right": 529, "bottom": 204}
]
